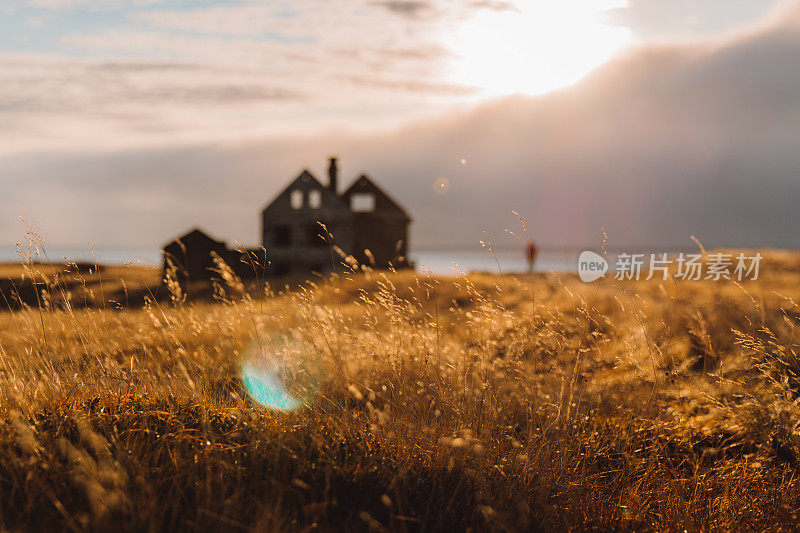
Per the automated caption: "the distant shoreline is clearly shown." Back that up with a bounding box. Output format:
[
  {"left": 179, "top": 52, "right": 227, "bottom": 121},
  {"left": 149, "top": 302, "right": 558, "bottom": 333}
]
[{"left": 1, "top": 247, "right": 794, "bottom": 274}]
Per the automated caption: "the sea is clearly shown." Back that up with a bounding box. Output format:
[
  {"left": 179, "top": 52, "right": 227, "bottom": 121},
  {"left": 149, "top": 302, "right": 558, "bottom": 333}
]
[{"left": 0, "top": 246, "right": 584, "bottom": 274}]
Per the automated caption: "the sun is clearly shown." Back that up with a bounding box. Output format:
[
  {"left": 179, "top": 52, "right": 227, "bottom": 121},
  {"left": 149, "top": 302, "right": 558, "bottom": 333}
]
[{"left": 448, "top": 0, "right": 632, "bottom": 96}]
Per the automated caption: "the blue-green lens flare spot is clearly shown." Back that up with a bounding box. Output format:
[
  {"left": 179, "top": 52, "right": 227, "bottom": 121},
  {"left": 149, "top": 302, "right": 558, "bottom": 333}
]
[
  {"left": 242, "top": 360, "right": 302, "bottom": 411},
  {"left": 240, "top": 337, "right": 321, "bottom": 412}
]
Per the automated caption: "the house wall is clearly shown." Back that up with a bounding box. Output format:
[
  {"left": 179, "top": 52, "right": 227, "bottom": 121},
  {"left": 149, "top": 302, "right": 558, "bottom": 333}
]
[
  {"left": 351, "top": 213, "right": 409, "bottom": 268},
  {"left": 340, "top": 175, "right": 411, "bottom": 269}
]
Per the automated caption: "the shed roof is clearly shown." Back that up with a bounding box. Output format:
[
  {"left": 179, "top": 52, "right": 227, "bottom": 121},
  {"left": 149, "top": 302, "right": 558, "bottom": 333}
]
[{"left": 162, "top": 227, "right": 225, "bottom": 250}]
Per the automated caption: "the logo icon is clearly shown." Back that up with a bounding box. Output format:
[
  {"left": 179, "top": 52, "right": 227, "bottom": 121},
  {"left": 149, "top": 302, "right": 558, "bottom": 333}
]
[{"left": 578, "top": 251, "right": 608, "bottom": 282}]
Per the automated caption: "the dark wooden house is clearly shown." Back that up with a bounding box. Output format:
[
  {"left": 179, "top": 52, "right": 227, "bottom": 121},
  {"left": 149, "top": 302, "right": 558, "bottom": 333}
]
[
  {"left": 162, "top": 157, "right": 411, "bottom": 283},
  {"left": 261, "top": 158, "right": 411, "bottom": 276}
]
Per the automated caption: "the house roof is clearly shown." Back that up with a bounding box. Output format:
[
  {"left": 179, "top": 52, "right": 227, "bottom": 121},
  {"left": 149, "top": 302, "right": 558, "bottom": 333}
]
[
  {"left": 261, "top": 169, "right": 348, "bottom": 216},
  {"left": 260, "top": 166, "right": 410, "bottom": 222}
]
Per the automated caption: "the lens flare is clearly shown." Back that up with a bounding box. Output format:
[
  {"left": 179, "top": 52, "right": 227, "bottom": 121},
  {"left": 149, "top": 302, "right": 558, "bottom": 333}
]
[
  {"left": 242, "top": 361, "right": 302, "bottom": 411},
  {"left": 240, "top": 337, "right": 319, "bottom": 412},
  {"left": 434, "top": 177, "right": 450, "bottom": 194}
]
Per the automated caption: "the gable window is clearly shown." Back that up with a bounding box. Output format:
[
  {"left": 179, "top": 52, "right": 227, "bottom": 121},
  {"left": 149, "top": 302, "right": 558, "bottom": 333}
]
[
  {"left": 290, "top": 189, "right": 303, "bottom": 209},
  {"left": 308, "top": 189, "right": 322, "bottom": 209},
  {"left": 351, "top": 193, "right": 375, "bottom": 212}
]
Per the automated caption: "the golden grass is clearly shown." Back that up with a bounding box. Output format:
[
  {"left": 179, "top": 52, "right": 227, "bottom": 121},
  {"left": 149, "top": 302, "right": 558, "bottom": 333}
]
[
  {"left": 2, "top": 252, "right": 800, "bottom": 531},
  {"left": 0, "top": 261, "right": 161, "bottom": 311}
]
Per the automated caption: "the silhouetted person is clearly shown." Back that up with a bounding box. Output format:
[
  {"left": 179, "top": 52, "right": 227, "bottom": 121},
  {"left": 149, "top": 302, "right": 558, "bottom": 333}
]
[{"left": 526, "top": 242, "right": 538, "bottom": 273}]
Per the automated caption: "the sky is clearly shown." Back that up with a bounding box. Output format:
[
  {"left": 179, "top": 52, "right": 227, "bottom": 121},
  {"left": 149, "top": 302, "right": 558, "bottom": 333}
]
[{"left": 0, "top": 0, "right": 796, "bottom": 253}]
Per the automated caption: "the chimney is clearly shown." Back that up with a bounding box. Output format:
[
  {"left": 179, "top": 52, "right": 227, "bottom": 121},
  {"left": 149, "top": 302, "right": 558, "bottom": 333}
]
[{"left": 328, "top": 157, "right": 339, "bottom": 194}]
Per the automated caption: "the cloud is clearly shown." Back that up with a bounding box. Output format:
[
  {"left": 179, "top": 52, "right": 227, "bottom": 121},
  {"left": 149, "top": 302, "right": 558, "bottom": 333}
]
[
  {"left": 55, "top": 2, "right": 464, "bottom": 102},
  {"left": 4, "top": 1, "right": 800, "bottom": 252},
  {"left": 0, "top": 17, "right": 462, "bottom": 155},
  {"left": 28, "top": 0, "right": 96, "bottom": 9},
  {"left": 0, "top": 0, "right": 620, "bottom": 159},
  {"left": 466, "top": 1, "right": 520, "bottom": 14},
  {"left": 0, "top": 59, "right": 302, "bottom": 113},
  {"left": 130, "top": 4, "right": 307, "bottom": 38},
  {"left": 370, "top": 0, "right": 519, "bottom": 20},
  {"left": 604, "top": 0, "right": 779, "bottom": 39},
  {"left": 371, "top": 1, "right": 431, "bottom": 18},
  {"left": 0, "top": 55, "right": 314, "bottom": 153},
  {"left": 336, "top": 73, "right": 474, "bottom": 94},
  {"left": 10, "top": 0, "right": 163, "bottom": 11}
]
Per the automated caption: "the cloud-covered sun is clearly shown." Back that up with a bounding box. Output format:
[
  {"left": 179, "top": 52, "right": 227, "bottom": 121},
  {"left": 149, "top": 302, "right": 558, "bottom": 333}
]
[{"left": 449, "top": 0, "right": 632, "bottom": 96}]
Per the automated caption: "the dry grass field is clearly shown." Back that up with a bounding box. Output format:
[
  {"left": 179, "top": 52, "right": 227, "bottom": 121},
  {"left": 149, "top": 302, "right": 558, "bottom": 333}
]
[{"left": 2, "top": 249, "right": 800, "bottom": 531}]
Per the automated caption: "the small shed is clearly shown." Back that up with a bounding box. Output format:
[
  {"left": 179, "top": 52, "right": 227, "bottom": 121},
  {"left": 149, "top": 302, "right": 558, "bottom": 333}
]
[{"left": 161, "top": 228, "right": 228, "bottom": 284}]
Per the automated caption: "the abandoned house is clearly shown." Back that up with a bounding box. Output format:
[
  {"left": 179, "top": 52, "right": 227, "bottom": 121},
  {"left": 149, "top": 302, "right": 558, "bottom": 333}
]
[
  {"left": 261, "top": 157, "right": 411, "bottom": 276},
  {"left": 162, "top": 157, "right": 411, "bottom": 283}
]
